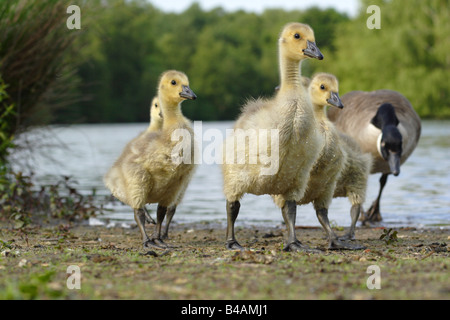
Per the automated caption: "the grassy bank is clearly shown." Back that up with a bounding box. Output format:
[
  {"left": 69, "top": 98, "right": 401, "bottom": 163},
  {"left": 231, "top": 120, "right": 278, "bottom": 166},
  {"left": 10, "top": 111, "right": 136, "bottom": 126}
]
[{"left": 0, "top": 222, "right": 448, "bottom": 300}]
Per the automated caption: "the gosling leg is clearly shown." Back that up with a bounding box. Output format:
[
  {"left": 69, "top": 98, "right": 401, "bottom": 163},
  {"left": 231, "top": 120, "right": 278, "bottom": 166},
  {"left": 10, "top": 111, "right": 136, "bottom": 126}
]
[
  {"left": 363, "top": 173, "right": 388, "bottom": 223},
  {"left": 316, "top": 208, "right": 365, "bottom": 250},
  {"left": 226, "top": 200, "right": 243, "bottom": 250},
  {"left": 144, "top": 204, "right": 170, "bottom": 249},
  {"left": 143, "top": 206, "right": 156, "bottom": 225},
  {"left": 134, "top": 208, "right": 151, "bottom": 247},
  {"left": 162, "top": 205, "right": 176, "bottom": 240},
  {"left": 338, "top": 204, "right": 360, "bottom": 241},
  {"left": 282, "top": 200, "right": 321, "bottom": 253}
]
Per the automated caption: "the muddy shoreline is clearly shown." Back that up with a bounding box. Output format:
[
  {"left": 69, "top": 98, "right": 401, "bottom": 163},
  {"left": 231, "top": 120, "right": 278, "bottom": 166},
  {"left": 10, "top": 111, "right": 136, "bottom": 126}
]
[{"left": 0, "top": 222, "right": 448, "bottom": 300}]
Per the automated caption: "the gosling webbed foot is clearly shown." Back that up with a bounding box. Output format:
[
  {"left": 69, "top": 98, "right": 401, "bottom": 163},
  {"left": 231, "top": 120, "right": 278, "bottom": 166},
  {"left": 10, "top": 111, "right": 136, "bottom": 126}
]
[
  {"left": 143, "top": 237, "right": 172, "bottom": 250},
  {"left": 283, "top": 240, "right": 322, "bottom": 254},
  {"left": 161, "top": 232, "right": 169, "bottom": 240},
  {"left": 226, "top": 240, "right": 244, "bottom": 251},
  {"left": 328, "top": 238, "right": 366, "bottom": 250},
  {"left": 337, "top": 233, "right": 356, "bottom": 241}
]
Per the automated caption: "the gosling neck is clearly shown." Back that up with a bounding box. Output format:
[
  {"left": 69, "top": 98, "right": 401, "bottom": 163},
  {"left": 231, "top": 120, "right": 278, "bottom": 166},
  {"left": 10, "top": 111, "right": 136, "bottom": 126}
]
[
  {"left": 147, "top": 119, "right": 162, "bottom": 132},
  {"left": 278, "top": 52, "right": 303, "bottom": 93},
  {"left": 160, "top": 98, "right": 184, "bottom": 130},
  {"left": 312, "top": 105, "right": 329, "bottom": 124}
]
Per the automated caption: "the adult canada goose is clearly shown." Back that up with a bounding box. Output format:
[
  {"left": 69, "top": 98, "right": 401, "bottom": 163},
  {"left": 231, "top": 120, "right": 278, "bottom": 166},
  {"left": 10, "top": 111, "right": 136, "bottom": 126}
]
[
  {"left": 104, "top": 70, "right": 197, "bottom": 249},
  {"left": 222, "top": 22, "right": 324, "bottom": 252},
  {"left": 273, "top": 73, "right": 365, "bottom": 250},
  {"left": 327, "top": 90, "right": 421, "bottom": 222}
]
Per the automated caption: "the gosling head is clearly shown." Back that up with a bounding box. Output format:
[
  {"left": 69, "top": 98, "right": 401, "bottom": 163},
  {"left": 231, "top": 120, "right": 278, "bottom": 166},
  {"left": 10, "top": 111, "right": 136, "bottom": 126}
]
[
  {"left": 150, "top": 96, "right": 163, "bottom": 124},
  {"left": 279, "top": 22, "right": 324, "bottom": 61},
  {"left": 158, "top": 70, "right": 197, "bottom": 107},
  {"left": 309, "top": 73, "right": 344, "bottom": 109}
]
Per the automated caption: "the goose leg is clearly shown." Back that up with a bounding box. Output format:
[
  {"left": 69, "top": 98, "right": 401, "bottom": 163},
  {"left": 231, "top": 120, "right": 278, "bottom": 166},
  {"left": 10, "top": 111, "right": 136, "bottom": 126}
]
[
  {"left": 162, "top": 205, "right": 176, "bottom": 240},
  {"left": 316, "top": 208, "right": 365, "bottom": 250},
  {"left": 226, "top": 200, "right": 243, "bottom": 250},
  {"left": 134, "top": 208, "right": 151, "bottom": 247},
  {"left": 282, "top": 201, "right": 321, "bottom": 253},
  {"left": 363, "top": 173, "right": 388, "bottom": 223},
  {"left": 338, "top": 204, "right": 360, "bottom": 241},
  {"left": 143, "top": 204, "right": 171, "bottom": 249},
  {"left": 143, "top": 206, "right": 156, "bottom": 225}
]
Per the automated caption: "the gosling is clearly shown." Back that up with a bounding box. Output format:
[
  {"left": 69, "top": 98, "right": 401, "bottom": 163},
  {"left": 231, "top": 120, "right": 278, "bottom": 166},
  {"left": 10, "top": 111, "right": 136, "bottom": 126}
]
[
  {"left": 273, "top": 73, "right": 365, "bottom": 250},
  {"left": 333, "top": 131, "right": 373, "bottom": 240},
  {"left": 140, "top": 97, "right": 180, "bottom": 239},
  {"left": 134, "top": 96, "right": 163, "bottom": 225},
  {"left": 104, "top": 70, "right": 197, "bottom": 249},
  {"left": 222, "top": 22, "right": 324, "bottom": 252}
]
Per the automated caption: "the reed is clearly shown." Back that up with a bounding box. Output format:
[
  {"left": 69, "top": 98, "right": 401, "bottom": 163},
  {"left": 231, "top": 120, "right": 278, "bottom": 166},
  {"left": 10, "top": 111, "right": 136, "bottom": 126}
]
[{"left": 0, "top": 0, "right": 81, "bottom": 145}]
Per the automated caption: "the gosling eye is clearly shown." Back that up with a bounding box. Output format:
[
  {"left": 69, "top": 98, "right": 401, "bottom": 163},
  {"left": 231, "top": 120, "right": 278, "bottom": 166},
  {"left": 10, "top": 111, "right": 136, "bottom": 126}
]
[
  {"left": 154, "top": 103, "right": 158, "bottom": 108},
  {"left": 294, "top": 33, "right": 301, "bottom": 39},
  {"left": 171, "top": 80, "right": 177, "bottom": 85},
  {"left": 320, "top": 84, "right": 325, "bottom": 90}
]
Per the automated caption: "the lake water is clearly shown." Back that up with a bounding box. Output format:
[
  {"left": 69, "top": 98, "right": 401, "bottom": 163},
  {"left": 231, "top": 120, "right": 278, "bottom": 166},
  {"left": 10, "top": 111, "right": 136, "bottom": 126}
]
[{"left": 10, "top": 120, "right": 450, "bottom": 229}]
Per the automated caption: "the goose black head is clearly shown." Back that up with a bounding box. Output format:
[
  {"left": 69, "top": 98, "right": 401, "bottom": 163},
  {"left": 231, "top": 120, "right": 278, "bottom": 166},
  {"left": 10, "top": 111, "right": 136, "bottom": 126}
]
[{"left": 372, "top": 103, "right": 402, "bottom": 176}]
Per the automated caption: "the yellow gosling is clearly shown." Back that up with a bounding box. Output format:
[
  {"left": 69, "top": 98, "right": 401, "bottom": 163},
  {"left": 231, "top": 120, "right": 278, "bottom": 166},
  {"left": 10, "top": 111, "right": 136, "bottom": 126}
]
[
  {"left": 222, "top": 22, "right": 324, "bottom": 252},
  {"left": 104, "top": 70, "right": 197, "bottom": 249}
]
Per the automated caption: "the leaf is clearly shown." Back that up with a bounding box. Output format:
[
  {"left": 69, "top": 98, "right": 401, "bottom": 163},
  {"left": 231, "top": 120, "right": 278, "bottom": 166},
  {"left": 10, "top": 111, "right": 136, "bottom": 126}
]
[{"left": 14, "top": 220, "right": 25, "bottom": 229}]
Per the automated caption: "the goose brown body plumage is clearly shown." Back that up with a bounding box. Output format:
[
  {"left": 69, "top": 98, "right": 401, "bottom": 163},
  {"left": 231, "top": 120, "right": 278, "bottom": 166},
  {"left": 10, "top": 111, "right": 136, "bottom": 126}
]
[{"left": 327, "top": 89, "right": 421, "bottom": 222}]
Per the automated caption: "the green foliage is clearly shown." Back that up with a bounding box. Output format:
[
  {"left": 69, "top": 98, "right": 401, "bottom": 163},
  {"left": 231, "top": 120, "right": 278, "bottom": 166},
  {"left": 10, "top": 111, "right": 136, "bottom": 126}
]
[
  {"left": 380, "top": 228, "right": 399, "bottom": 245},
  {"left": 319, "top": 0, "right": 450, "bottom": 118},
  {"left": 68, "top": 0, "right": 449, "bottom": 121},
  {"left": 0, "top": 169, "right": 105, "bottom": 222},
  {"left": 1, "top": 0, "right": 448, "bottom": 127},
  {"left": 0, "top": 270, "right": 64, "bottom": 300},
  {"left": 0, "top": 76, "right": 15, "bottom": 164}
]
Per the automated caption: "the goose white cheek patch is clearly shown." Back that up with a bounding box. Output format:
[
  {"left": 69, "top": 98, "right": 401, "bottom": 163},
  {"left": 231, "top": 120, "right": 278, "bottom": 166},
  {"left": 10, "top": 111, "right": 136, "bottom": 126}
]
[{"left": 376, "top": 133, "right": 383, "bottom": 158}]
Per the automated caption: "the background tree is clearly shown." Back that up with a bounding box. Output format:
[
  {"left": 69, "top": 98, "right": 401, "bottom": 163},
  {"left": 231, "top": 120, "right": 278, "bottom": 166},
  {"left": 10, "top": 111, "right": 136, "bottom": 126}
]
[
  {"left": 318, "top": 0, "right": 450, "bottom": 118},
  {"left": 67, "top": 2, "right": 350, "bottom": 123},
  {"left": 4, "top": 0, "right": 445, "bottom": 127}
]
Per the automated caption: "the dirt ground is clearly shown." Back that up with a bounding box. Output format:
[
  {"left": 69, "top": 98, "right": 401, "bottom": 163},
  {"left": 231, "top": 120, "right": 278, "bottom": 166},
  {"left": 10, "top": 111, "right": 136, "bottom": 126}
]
[{"left": 0, "top": 221, "right": 448, "bottom": 300}]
